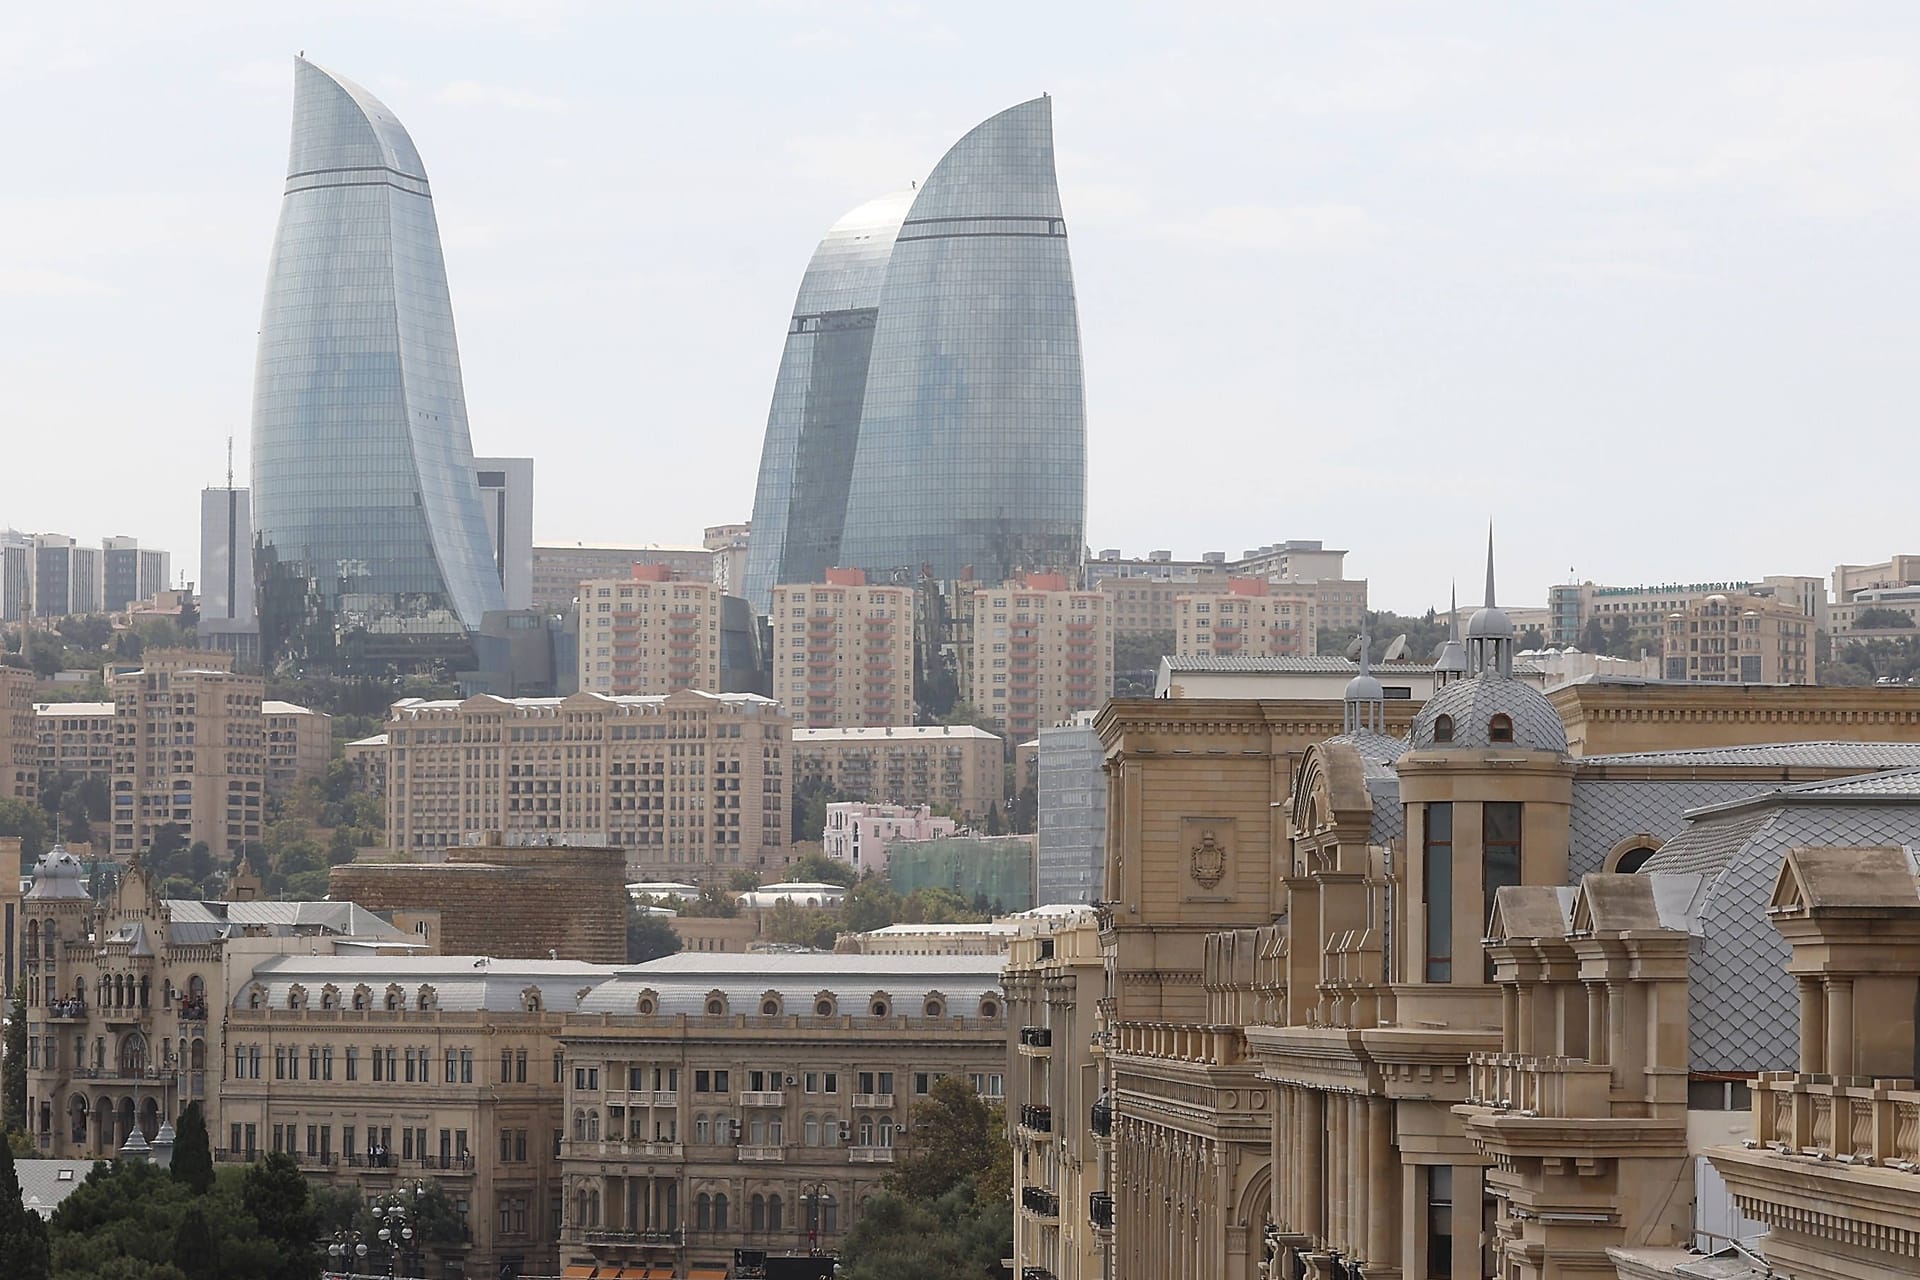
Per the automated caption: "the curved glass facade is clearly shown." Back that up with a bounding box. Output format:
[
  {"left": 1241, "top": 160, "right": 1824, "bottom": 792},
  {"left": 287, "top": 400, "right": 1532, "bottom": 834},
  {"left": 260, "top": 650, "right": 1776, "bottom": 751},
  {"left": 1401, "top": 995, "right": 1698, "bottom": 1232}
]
[
  {"left": 744, "top": 96, "right": 1086, "bottom": 610},
  {"left": 249, "top": 58, "right": 505, "bottom": 634},
  {"left": 741, "top": 190, "right": 913, "bottom": 613}
]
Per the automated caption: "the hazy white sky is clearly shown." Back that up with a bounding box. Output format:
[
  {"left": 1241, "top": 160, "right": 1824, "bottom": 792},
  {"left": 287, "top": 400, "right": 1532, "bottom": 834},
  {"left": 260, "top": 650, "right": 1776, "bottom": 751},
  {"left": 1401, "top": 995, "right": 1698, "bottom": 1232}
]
[{"left": 5, "top": 1, "right": 1920, "bottom": 613}]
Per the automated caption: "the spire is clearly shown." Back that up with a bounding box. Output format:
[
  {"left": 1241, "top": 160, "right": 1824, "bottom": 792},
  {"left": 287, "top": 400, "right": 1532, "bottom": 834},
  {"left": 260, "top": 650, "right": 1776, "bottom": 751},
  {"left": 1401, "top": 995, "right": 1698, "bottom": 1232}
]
[
  {"left": 1449, "top": 581, "right": 1460, "bottom": 641},
  {"left": 1484, "top": 523, "right": 1497, "bottom": 610},
  {"left": 1343, "top": 611, "right": 1384, "bottom": 735},
  {"left": 1356, "top": 612, "right": 1371, "bottom": 678}
]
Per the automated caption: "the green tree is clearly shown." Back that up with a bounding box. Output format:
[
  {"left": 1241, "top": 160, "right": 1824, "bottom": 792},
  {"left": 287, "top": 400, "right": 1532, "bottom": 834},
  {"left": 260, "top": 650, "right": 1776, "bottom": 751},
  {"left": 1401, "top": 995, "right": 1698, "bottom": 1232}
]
[
  {"left": 889, "top": 1075, "right": 1007, "bottom": 1202},
  {"left": 1579, "top": 616, "right": 1609, "bottom": 656},
  {"left": 0, "top": 1138, "right": 53, "bottom": 1280},
  {"left": 764, "top": 900, "right": 840, "bottom": 950},
  {"left": 169, "top": 1204, "right": 218, "bottom": 1280},
  {"left": 4, "top": 987, "right": 26, "bottom": 1134},
  {"left": 1855, "top": 607, "right": 1917, "bottom": 630},
  {"left": 727, "top": 867, "right": 763, "bottom": 893},
  {"left": 838, "top": 1185, "right": 1012, "bottom": 1280},
  {"left": 984, "top": 804, "right": 1004, "bottom": 836},
  {"left": 789, "top": 851, "right": 857, "bottom": 888},
  {"left": 843, "top": 878, "right": 901, "bottom": 932},
  {"left": 1009, "top": 783, "right": 1037, "bottom": 835},
  {"left": 239, "top": 1152, "right": 316, "bottom": 1280},
  {"left": 626, "top": 909, "right": 684, "bottom": 963},
  {"left": 170, "top": 1102, "right": 214, "bottom": 1196}
]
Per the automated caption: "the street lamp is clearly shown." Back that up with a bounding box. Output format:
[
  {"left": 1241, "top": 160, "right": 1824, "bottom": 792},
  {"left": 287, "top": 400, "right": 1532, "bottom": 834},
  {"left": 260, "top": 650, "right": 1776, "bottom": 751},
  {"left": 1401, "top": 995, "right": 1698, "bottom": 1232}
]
[
  {"left": 327, "top": 1230, "right": 369, "bottom": 1277},
  {"left": 373, "top": 1185, "right": 425, "bottom": 1278},
  {"left": 799, "top": 1180, "right": 832, "bottom": 1256}
]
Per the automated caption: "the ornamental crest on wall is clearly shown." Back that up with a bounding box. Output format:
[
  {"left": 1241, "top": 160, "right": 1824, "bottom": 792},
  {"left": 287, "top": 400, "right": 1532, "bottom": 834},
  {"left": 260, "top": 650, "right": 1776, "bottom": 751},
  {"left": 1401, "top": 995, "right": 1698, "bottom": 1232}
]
[{"left": 1190, "top": 828, "right": 1227, "bottom": 889}]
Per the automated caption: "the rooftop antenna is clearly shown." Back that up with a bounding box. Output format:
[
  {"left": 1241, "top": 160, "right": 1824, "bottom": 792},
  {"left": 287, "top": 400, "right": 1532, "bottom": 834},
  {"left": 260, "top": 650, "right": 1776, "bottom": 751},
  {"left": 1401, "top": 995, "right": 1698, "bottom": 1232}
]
[
  {"left": 226, "top": 435, "right": 234, "bottom": 489},
  {"left": 1484, "top": 523, "right": 1497, "bottom": 610}
]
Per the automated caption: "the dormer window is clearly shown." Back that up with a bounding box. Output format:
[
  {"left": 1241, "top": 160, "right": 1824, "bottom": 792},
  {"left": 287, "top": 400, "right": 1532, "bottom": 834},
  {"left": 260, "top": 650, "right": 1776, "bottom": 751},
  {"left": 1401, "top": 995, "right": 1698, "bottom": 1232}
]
[
  {"left": 1488, "top": 714, "right": 1514, "bottom": 744},
  {"left": 1432, "top": 714, "right": 1454, "bottom": 744}
]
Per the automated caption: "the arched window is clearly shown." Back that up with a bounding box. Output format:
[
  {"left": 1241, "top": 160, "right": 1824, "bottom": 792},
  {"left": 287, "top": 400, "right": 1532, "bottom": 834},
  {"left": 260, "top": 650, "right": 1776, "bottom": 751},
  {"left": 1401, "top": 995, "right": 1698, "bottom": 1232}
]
[
  {"left": 695, "top": 1192, "right": 711, "bottom": 1231},
  {"left": 1489, "top": 714, "right": 1514, "bottom": 744},
  {"left": 572, "top": 1109, "right": 588, "bottom": 1141},
  {"left": 247, "top": 986, "right": 262, "bottom": 1010},
  {"left": 980, "top": 997, "right": 999, "bottom": 1019},
  {"left": 760, "top": 995, "right": 781, "bottom": 1017},
  {"left": 878, "top": 1118, "right": 896, "bottom": 1148},
  {"left": 352, "top": 985, "right": 371, "bottom": 1011},
  {"left": 814, "top": 996, "right": 835, "bottom": 1017},
  {"left": 586, "top": 1110, "right": 600, "bottom": 1141},
  {"left": 750, "top": 1193, "right": 767, "bottom": 1231},
  {"left": 768, "top": 1194, "right": 783, "bottom": 1231},
  {"left": 694, "top": 1114, "right": 710, "bottom": 1144},
  {"left": 869, "top": 994, "right": 890, "bottom": 1019},
  {"left": 384, "top": 986, "right": 402, "bottom": 1011},
  {"left": 1432, "top": 714, "right": 1454, "bottom": 743},
  {"left": 804, "top": 1116, "right": 820, "bottom": 1146},
  {"left": 1614, "top": 847, "right": 1658, "bottom": 874},
  {"left": 858, "top": 1117, "right": 874, "bottom": 1146},
  {"left": 417, "top": 986, "right": 435, "bottom": 1011},
  {"left": 320, "top": 985, "right": 337, "bottom": 1010},
  {"left": 923, "top": 997, "right": 945, "bottom": 1018},
  {"left": 705, "top": 992, "right": 727, "bottom": 1016},
  {"left": 817, "top": 1192, "right": 839, "bottom": 1235},
  {"left": 713, "top": 1193, "right": 729, "bottom": 1230},
  {"left": 25, "top": 920, "right": 36, "bottom": 959}
]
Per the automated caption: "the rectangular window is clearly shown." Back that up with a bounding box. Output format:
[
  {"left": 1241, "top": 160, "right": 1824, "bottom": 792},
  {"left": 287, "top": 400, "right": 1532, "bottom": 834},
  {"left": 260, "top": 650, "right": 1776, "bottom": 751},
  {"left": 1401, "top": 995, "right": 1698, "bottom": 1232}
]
[
  {"left": 447, "top": 1049, "right": 458, "bottom": 1084},
  {"left": 695, "top": 1070, "right": 710, "bottom": 1093},
  {"left": 309, "top": 1048, "right": 320, "bottom": 1079},
  {"left": 502, "top": 1050, "right": 513, "bottom": 1084},
  {"left": 322, "top": 1047, "right": 334, "bottom": 1081},
  {"left": 460, "top": 1050, "right": 474, "bottom": 1083},
  {"left": 914, "top": 1073, "right": 931, "bottom": 1095},
  {"left": 372, "top": 1049, "right": 385, "bottom": 1083},
  {"left": 1483, "top": 802, "right": 1524, "bottom": 982},
  {"left": 824, "top": 1072, "right": 838, "bottom": 1094},
  {"left": 517, "top": 1050, "right": 528, "bottom": 1083},
  {"left": 714, "top": 1069, "right": 728, "bottom": 1093},
  {"left": 1424, "top": 802, "right": 1454, "bottom": 983},
  {"left": 343, "top": 1127, "right": 355, "bottom": 1161},
  {"left": 244, "top": 1124, "right": 256, "bottom": 1158},
  {"left": 515, "top": 1130, "right": 527, "bottom": 1162},
  {"left": 230, "top": 1123, "right": 241, "bottom": 1154},
  {"left": 1426, "top": 1165, "right": 1453, "bottom": 1278}
]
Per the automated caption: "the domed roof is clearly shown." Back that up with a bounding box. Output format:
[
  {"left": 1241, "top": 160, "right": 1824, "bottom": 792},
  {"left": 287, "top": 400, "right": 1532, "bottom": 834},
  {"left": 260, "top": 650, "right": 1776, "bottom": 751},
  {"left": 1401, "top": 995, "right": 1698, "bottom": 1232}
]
[
  {"left": 1433, "top": 638, "right": 1468, "bottom": 673},
  {"left": 1466, "top": 604, "right": 1513, "bottom": 639},
  {"left": 1344, "top": 672, "right": 1384, "bottom": 702},
  {"left": 24, "top": 845, "right": 91, "bottom": 900},
  {"left": 1409, "top": 673, "right": 1568, "bottom": 753}
]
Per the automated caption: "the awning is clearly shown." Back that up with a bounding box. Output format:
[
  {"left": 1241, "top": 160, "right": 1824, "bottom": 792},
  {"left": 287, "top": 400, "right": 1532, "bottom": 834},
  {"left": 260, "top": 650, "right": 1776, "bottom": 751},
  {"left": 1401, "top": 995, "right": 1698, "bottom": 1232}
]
[{"left": 560, "top": 1266, "right": 598, "bottom": 1279}]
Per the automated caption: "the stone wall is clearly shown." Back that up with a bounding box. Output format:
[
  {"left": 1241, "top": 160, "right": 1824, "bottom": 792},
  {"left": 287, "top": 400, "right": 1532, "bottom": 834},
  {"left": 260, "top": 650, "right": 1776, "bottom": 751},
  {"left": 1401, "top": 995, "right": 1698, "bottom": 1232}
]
[{"left": 331, "top": 840, "right": 626, "bottom": 963}]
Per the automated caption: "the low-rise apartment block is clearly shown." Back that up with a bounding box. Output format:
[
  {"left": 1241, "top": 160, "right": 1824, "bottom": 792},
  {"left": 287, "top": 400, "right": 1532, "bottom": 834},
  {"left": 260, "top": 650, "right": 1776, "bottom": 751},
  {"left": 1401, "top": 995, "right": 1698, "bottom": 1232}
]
[
  {"left": 384, "top": 689, "right": 788, "bottom": 882},
  {"left": 1550, "top": 574, "right": 1825, "bottom": 651},
  {"left": 821, "top": 802, "right": 955, "bottom": 876},
  {"left": 1662, "top": 591, "right": 1813, "bottom": 684},
  {"left": 791, "top": 725, "right": 1005, "bottom": 821},
  {"left": 771, "top": 571, "right": 915, "bottom": 729},
  {"left": 1173, "top": 577, "right": 1316, "bottom": 659},
  {"left": 577, "top": 565, "right": 724, "bottom": 696},
  {"left": 555, "top": 953, "right": 1008, "bottom": 1277},
  {"left": 264, "top": 699, "right": 332, "bottom": 790},
  {"left": 969, "top": 574, "right": 1113, "bottom": 742}
]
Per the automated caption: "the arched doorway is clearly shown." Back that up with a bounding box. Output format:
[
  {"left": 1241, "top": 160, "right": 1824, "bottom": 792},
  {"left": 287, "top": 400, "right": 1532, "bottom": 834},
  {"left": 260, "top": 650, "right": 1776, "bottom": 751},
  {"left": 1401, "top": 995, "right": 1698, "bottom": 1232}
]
[
  {"left": 117, "top": 1097, "right": 136, "bottom": 1145},
  {"left": 67, "top": 1096, "right": 88, "bottom": 1145},
  {"left": 119, "top": 1033, "right": 148, "bottom": 1078},
  {"left": 92, "top": 1096, "right": 114, "bottom": 1152}
]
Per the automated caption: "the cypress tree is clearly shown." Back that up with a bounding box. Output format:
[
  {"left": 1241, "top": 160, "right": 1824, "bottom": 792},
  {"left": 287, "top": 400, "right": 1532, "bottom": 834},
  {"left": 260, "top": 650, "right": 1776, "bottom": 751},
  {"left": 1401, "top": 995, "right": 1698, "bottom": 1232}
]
[{"left": 171, "top": 1101, "right": 214, "bottom": 1194}]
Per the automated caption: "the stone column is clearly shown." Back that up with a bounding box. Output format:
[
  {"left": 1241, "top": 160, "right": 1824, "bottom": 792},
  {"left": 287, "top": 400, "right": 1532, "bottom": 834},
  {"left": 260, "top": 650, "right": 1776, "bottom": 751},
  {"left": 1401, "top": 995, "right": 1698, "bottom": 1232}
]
[
  {"left": 1302, "top": 1091, "right": 1324, "bottom": 1242},
  {"left": 1351, "top": 1098, "right": 1369, "bottom": 1258},
  {"left": 1366, "top": 1097, "right": 1394, "bottom": 1268},
  {"left": 1451, "top": 1163, "right": 1484, "bottom": 1280},
  {"left": 1799, "top": 979, "right": 1826, "bottom": 1073},
  {"left": 1826, "top": 977, "right": 1854, "bottom": 1078},
  {"left": 1502, "top": 986, "right": 1520, "bottom": 1052},
  {"left": 1586, "top": 981, "right": 1609, "bottom": 1065}
]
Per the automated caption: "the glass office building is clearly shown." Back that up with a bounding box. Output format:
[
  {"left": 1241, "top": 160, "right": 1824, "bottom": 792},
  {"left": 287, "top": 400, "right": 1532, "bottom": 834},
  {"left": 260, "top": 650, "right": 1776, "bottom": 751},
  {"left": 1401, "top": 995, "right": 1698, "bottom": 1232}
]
[
  {"left": 249, "top": 58, "right": 505, "bottom": 635},
  {"left": 743, "top": 96, "right": 1086, "bottom": 612}
]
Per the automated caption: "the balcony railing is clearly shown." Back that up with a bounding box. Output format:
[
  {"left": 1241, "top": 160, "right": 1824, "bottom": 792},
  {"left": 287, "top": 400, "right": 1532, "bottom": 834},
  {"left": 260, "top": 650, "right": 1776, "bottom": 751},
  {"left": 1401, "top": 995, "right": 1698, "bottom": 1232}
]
[
  {"left": 46, "top": 1002, "right": 87, "bottom": 1020},
  {"left": 1466, "top": 1053, "right": 1615, "bottom": 1118},
  {"left": 1089, "top": 1191, "right": 1115, "bottom": 1229},
  {"left": 850, "top": 1093, "right": 893, "bottom": 1110},
  {"left": 1019, "top": 1026, "right": 1053, "bottom": 1056},
  {"left": 737, "top": 1144, "right": 786, "bottom": 1162},
  {"left": 1021, "top": 1185, "right": 1060, "bottom": 1217},
  {"left": 847, "top": 1146, "right": 894, "bottom": 1164},
  {"left": 739, "top": 1091, "right": 785, "bottom": 1108},
  {"left": 578, "top": 1227, "right": 684, "bottom": 1247},
  {"left": 562, "top": 1139, "right": 684, "bottom": 1161},
  {"left": 1019, "top": 1104, "right": 1053, "bottom": 1135},
  {"left": 1750, "top": 1071, "right": 1920, "bottom": 1163},
  {"left": 1090, "top": 1100, "right": 1114, "bottom": 1137}
]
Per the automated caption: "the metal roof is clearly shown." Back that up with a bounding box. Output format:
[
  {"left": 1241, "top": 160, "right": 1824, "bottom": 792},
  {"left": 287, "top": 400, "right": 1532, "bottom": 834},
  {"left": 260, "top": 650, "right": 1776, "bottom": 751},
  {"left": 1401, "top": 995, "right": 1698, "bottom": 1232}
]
[
  {"left": 792, "top": 725, "right": 1002, "bottom": 742},
  {"left": 237, "top": 955, "right": 618, "bottom": 1013},
  {"left": 1409, "top": 673, "right": 1568, "bottom": 753},
  {"left": 578, "top": 952, "right": 1005, "bottom": 1017},
  {"left": 1161, "top": 655, "right": 1543, "bottom": 676},
  {"left": 1579, "top": 741, "right": 1920, "bottom": 769}
]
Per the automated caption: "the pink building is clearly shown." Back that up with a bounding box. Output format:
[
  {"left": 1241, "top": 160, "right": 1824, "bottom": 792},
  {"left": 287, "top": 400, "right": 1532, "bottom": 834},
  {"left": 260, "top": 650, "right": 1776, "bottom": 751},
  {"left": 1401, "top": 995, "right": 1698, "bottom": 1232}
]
[{"left": 823, "top": 802, "right": 956, "bottom": 876}]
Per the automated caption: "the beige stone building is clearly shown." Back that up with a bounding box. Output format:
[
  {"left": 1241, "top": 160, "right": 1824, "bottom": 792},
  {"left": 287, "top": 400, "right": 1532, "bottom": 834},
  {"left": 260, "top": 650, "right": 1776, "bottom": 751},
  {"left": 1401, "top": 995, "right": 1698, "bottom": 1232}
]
[
  {"left": 1, "top": 666, "right": 36, "bottom": 801},
  {"left": 222, "top": 954, "right": 617, "bottom": 1280},
  {"left": 970, "top": 574, "right": 1114, "bottom": 742},
  {"left": 555, "top": 953, "right": 1008, "bottom": 1276},
  {"left": 19, "top": 846, "right": 417, "bottom": 1165},
  {"left": 791, "top": 724, "right": 1005, "bottom": 821},
  {"left": 531, "top": 543, "right": 715, "bottom": 614},
  {"left": 1550, "top": 680, "right": 1920, "bottom": 756},
  {"left": 1004, "top": 911, "right": 1110, "bottom": 1280},
  {"left": 1173, "top": 578, "right": 1317, "bottom": 659},
  {"left": 264, "top": 699, "right": 332, "bottom": 790},
  {"left": 384, "top": 689, "right": 789, "bottom": 882},
  {"left": 1083, "top": 552, "right": 1920, "bottom": 1280},
  {"left": 577, "top": 565, "right": 724, "bottom": 697},
  {"left": 772, "top": 571, "right": 915, "bottom": 729},
  {"left": 1097, "top": 572, "right": 1229, "bottom": 640},
  {"left": 111, "top": 649, "right": 266, "bottom": 862},
  {"left": 35, "top": 700, "right": 115, "bottom": 781},
  {"left": 1661, "top": 592, "right": 1812, "bottom": 685}
]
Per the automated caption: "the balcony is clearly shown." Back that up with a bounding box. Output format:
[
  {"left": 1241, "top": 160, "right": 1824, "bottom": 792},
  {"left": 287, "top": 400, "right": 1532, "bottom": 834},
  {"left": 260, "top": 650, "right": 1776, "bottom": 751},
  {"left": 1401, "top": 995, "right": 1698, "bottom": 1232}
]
[
  {"left": 1090, "top": 1099, "right": 1114, "bottom": 1137},
  {"left": 46, "top": 1002, "right": 88, "bottom": 1020},
  {"left": 1018, "top": 1026, "right": 1053, "bottom": 1056},
  {"left": 737, "top": 1144, "right": 785, "bottom": 1162},
  {"left": 850, "top": 1093, "right": 894, "bottom": 1110},
  {"left": 739, "top": 1090, "right": 785, "bottom": 1108},
  {"left": 1018, "top": 1104, "right": 1053, "bottom": 1136},
  {"left": 1089, "top": 1192, "right": 1114, "bottom": 1229},
  {"left": 1022, "top": 1269, "right": 1059, "bottom": 1280},
  {"left": 847, "top": 1146, "right": 894, "bottom": 1164},
  {"left": 1465, "top": 1053, "right": 1615, "bottom": 1118},
  {"left": 579, "top": 1228, "right": 683, "bottom": 1247},
  {"left": 1021, "top": 1185, "right": 1060, "bottom": 1218}
]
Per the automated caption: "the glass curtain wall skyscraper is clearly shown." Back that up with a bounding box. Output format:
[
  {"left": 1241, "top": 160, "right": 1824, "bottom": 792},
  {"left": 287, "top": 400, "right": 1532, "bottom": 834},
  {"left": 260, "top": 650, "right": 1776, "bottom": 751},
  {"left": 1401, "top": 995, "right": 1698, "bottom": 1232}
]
[
  {"left": 743, "top": 96, "right": 1086, "bottom": 613},
  {"left": 249, "top": 57, "right": 505, "bottom": 645}
]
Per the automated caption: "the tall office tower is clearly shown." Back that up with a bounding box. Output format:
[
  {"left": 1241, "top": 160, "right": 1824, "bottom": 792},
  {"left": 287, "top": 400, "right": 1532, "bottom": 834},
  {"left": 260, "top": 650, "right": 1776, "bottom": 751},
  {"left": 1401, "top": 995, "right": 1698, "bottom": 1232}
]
[
  {"left": 102, "top": 536, "right": 171, "bottom": 611},
  {"left": 199, "top": 486, "right": 259, "bottom": 662},
  {"left": 0, "top": 531, "right": 29, "bottom": 622},
  {"left": 249, "top": 58, "right": 505, "bottom": 644},
  {"left": 31, "top": 535, "right": 103, "bottom": 618},
  {"left": 743, "top": 96, "right": 1086, "bottom": 613},
  {"left": 473, "top": 457, "right": 534, "bottom": 611}
]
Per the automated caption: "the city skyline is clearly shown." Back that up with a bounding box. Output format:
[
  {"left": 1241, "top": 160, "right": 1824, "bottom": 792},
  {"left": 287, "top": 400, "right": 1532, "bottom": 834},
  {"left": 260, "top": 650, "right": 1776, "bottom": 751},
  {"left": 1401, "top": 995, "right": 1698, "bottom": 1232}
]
[{"left": 9, "top": 5, "right": 1920, "bottom": 610}]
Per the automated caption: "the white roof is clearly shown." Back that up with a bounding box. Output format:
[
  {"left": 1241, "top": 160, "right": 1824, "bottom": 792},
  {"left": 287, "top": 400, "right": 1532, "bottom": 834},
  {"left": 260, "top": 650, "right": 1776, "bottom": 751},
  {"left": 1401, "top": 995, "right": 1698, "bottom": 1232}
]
[
  {"left": 577, "top": 952, "right": 1004, "bottom": 1017},
  {"left": 393, "top": 690, "right": 777, "bottom": 714},
  {"left": 34, "top": 701, "right": 113, "bottom": 716},
  {"left": 863, "top": 922, "right": 1017, "bottom": 936},
  {"left": 792, "top": 725, "right": 1001, "bottom": 742},
  {"left": 263, "top": 700, "right": 320, "bottom": 716},
  {"left": 237, "top": 955, "right": 619, "bottom": 1013}
]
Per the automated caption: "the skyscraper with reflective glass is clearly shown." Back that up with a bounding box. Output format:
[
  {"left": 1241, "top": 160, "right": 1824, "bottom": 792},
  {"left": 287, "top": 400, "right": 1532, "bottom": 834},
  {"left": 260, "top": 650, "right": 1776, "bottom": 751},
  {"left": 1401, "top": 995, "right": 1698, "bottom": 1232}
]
[
  {"left": 249, "top": 58, "right": 505, "bottom": 638},
  {"left": 743, "top": 97, "right": 1086, "bottom": 613}
]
